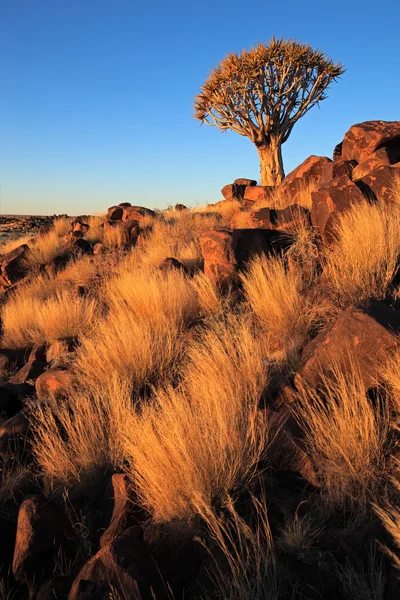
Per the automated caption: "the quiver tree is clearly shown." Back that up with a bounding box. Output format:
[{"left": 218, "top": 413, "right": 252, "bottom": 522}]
[{"left": 194, "top": 38, "right": 344, "bottom": 186}]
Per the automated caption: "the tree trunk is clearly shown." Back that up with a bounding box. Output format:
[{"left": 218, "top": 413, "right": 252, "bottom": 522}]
[{"left": 257, "top": 139, "right": 285, "bottom": 186}]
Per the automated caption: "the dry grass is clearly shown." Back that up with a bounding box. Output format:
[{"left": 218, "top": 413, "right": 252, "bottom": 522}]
[
  {"left": 31, "top": 379, "right": 131, "bottom": 488},
  {"left": 25, "top": 229, "right": 67, "bottom": 267},
  {"left": 1, "top": 285, "right": 99, "bottom": 348},
  {"left": 123, "top": 315, "right": 268, "bottom": 523},
  {"left": 324, "top": 200, "right": 400, "bottom": 308},
  {"left": 76, "top": 268, "right": 199, "bottom": 395},
  {"left": 374, "top": 481, "right": 400, "bottom": 571},
  {"left": 294, "top": 361, "right": 391, "bottom": 511},
  {"left": 204, "top": 495, "right": 279, "bottom": 600},
  {"left": 129, "top": 210, "right": 225, "bottom": 270},
  {"left": 52, "top": 216, "right": 71, "bottom": 237},
  {"left": 84, "top": 214, "right": 106, "bottom": 245},
  {"left": 102, "top": 223, "right": 128, "bottom": 250},
  {"left": 240, "top": 254, "right": 318, "bottom": 366},
  {"left": 0, "top": 235, "right": 34, "bottom": 254}
]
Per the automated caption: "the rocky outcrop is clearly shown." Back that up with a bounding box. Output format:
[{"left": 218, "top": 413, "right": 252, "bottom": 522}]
[
  {"left": 340, "top": 120, "right": 400, "bottom": 164},
  {"left": 279, "top": 155, "right": 332, "bottom": 201},
  {"left": 311, "top": 176, "right": 365, "bottom": 241},
  {"left": 295, "top": 300, "right": 400, "bottom": 392}
]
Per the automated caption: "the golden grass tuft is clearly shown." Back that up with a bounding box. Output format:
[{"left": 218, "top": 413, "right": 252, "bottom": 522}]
[
  {"left": 52, "top": 216, "right": 71, "bottom": 237},
  {"left": 0, "top": 235, "right": 34, "bottom": 254},
  {"left": 123, "top": 315, "right": 268, "bottom": 523},
  {"left": 240, "top": 254, "right": 318, "bottom": 366},
  {"left": 26, "top": 229, "right": 67, "bottom": 266},
  {"left": 294, "top": 361, "right": 391, "bottom": 511},
  {"left": 31, "top": 379, "right": 132, "bottom": 488},
  {"left": 324, "top": 200, "right": 400, "bottom": 308},
  {"left": 1, "top": 285, "right": 99, "bottom": 348},
  {"left": 76, "top": 268, "right": 199, "bottom": 395}
]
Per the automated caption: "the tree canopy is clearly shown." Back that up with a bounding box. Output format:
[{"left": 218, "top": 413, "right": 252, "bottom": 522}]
[{"left": 194, "top": 38, "right": 345, "bottom": 149}]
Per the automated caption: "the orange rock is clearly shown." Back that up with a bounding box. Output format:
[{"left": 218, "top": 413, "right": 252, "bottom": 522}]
[
  {"left": 351, "top": 147, "right": 392, "bottom": 180},
  {"left": 35, "top": 368, "right": 76, "bottom": 400},
  {"left": 221, "top": 183, "right": 246, "bottom": 201},
  {"left": 356, "top": 164, "right": 400, "bottom": 204},
  {"left": 311, "top": 176, "right": 365, "bottom": 242},
  {"left": 341, "top": 120, "right": 400, "bottom": 164},
  {"left": 279, "top": 155, "right": 332, "bottom": 202},
  {"left": 295, "top": 300, "right": 400, "bottom": 392}
]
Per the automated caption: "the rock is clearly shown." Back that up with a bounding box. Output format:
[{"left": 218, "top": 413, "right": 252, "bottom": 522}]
[
  {"left": 221, "top": 183, "right": 246, "bottom": 201},
  {"left": 351, "top": 147, "right": 393, "bottom": 180},
  {"left": 231, "top": 205, "right": 310, "bottom": 232},
  {"left": 72, "top": 221, "right": 89, "bottom": 235},
  {"left": 121, "top": 206, "right": 155, "bottom": 222},
  {"left": 13, "top": 494, "right": 73, "bottom": 584},
  {"left": 200, "top": 229, "right": 292, "bottom": 286},
  {"left": 71, "top": 238, "right": 93, "bottom": 254},
  {"left": 200, "top": 230, "right": 237, "bottom": 286},
  {"left": 0, "top": 409, "right": 31, "bottom": 461},
  {"left": 107, "top": 205, "right": 124, "bottom": 221},
  {"left": 68, "top": 526, "right": 168, "bottom": 600},
  {"left": 35, "top": 368, "right": 76, "bottom": 400},
  {"left": 8, "top": 359, "right": 47, "bottom": 385},
  {"left": 279, "top": 156, "right": 332, "bottom": 202},
  {"left": 243, "top": 185, "right": 276, "bottom": 204},
  {"left": 355, "top": 164, "right": 400, "bottom": 204},
  {"left": 234, "top": 177, "right": 257, "bottom": 186},
  {"left": 341, "top": 120, "right": 400, "bottom": 164},
  {"left": 0, "top": 348, "right": 26, "bottom": 384},
  {"left": 320, "top": 159, "right": 357, "bottom": 184},
  {"left": 332, "top": 142, "right": 343, "bottom": 161},
  {"left": 100, "top": 474, "right": 139, "bottom": 548},
  {"left": 264, "top": 405, "right": 320, "bottom": 488},
  {"left": 46, "top": 338, "right": 77, "bottom": 364},
  {"left": 174, "top": 203, "right": 188, "bottom": 211},
  {"left": 5, "top": 358, "right": 47, "bottom": 401},
  {"left": 123, "top": 219, "right": 142, "bottom": 244},
  {"left": 93, "top": 242, "right": 106, "bottom": 255},
  {"left": 0, "top": 245, "right": 32, "bottom": 286},
  {"left": 158, "top": 257, "right": 188, "bottom": 274},
  {"left": 311, "top": 176, "right": 365, "bottom": 242},
  {"left": 295, "top": 300, "right": 400, "bottom": 392}
]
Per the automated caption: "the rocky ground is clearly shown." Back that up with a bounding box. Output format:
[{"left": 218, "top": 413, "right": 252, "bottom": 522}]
[
  {"left": 0, "top": 215, "right": 65, "bottom": 245},
  {"left": 1, "top": 120, "right": 400, "bottom": 599}
]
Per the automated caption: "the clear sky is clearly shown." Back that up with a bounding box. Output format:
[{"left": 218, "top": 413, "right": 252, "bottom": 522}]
[{"left": 1, "top": 1, "right": 399, "bottom": 215}]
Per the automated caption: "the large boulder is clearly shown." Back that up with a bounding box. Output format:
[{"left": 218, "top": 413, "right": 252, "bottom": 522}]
[
  {"left": 221, "top": 183, "right": 246, "bottom": 201},
  {"left": 13, "top": 495, "right": 73, "bottom": 584},
  {"left": 107, "top": 205, "right": 124, "bottom": 221},
  {"left": 200, "top": 229, "right": 291, "bottom": 286},
  {"left": 341, "top": 120, "right": 400, "bottom": 164},
  {"left": 311, "top": 176, "right": 365, "bottom": 242},
  {"left": 35, "top": 368, "right": 76, "bottom": 400},
  {"left": 242, "top": 185, "right": 276, "bottom": 204},
  {"left": 68, "top": 526, "right": 168, "bottom": 600},
  {"left": 279, "top": 156, "right": 332, "bottom": 203},
  {"left": 295, "top": 300, "right": 400, "bottom": 392},
  {"left": 0, "top": 245, "right": 32, "bottom": 287},
  {"left": 230, "top": 205, "right": 310, "bottom": 232},
  {"left": 351, "top": 147, "right": 394, "bottom": 180},
  {"left": 355, "top": 164, "right": 400, "bottom": 205},
  {"left": 320, "top": 158, "right": 357, "bottom": 184},
  {"left": 234, "top": 177, "right": 257, "bottom": 186},
  {"left": 122, "top": 206, "right": 155, "bottom": 222}
]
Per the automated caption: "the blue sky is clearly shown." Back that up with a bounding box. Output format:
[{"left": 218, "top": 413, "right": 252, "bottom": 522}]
[{"left": 1, "top": 1, "right": 399, "bottom": 215}]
